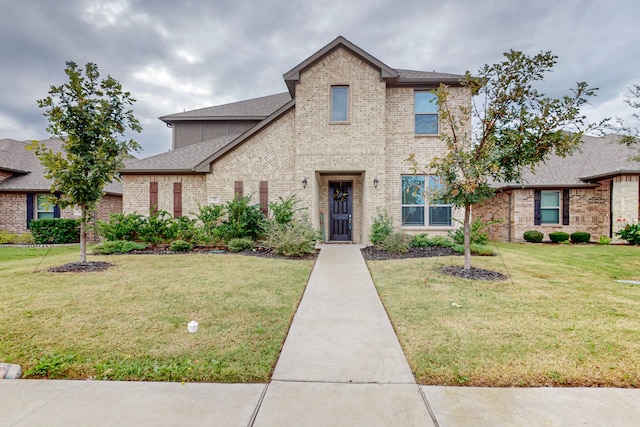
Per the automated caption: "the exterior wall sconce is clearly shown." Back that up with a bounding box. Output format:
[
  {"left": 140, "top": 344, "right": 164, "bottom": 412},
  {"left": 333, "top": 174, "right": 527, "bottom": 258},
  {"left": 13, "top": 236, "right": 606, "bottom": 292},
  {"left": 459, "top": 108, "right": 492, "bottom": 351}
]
[
  {"left": 373, "top": 178, "right": 379, "bottom": 189},
  {"left": 302, "top": 178, "right": 308, "bottom": 189}
]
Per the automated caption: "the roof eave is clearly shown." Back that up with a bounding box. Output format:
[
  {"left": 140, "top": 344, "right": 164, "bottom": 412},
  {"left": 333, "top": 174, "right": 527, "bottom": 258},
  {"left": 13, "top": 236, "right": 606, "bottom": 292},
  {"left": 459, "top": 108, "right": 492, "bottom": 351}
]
[
  {"left": 494, "top": 183, "right": 599, "bottom": 190},
  {"left": 195, "top": 99, "right": 296, "bottom": 172},
  {"left": 159, "top": 115, "right": 266, "bottom": 123},
  {"left": 580, "top": 170, "right": 640, "bottom": 181},
  {"left": 119, "top": 169, "right": 205, "bottom": 175}
]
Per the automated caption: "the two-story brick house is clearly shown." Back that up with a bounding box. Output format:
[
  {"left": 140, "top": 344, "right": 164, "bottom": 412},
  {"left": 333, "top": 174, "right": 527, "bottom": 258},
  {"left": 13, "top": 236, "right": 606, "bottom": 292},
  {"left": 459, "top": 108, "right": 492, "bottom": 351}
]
[{"left": 121, "top": 36, "right": 470, "bottom": 243}]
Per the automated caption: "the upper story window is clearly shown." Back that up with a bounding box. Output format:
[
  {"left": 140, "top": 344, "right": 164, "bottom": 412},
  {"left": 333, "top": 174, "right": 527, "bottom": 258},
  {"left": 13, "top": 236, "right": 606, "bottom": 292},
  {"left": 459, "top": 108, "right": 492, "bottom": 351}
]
[
  {"left": 331, "top": 86, "right": 348, "bottom": 122},
  {"left": 540, "top": 191, "right": 560, "bottom": 224},
  {"left": 36, "top": 195, "right": 55, "bottom": 219},
  {"left": 401, "top": 175, "right": 452, "bottom": 227},
  {"left": 415, "top": 91, "right": 438, "bottom": 134}
]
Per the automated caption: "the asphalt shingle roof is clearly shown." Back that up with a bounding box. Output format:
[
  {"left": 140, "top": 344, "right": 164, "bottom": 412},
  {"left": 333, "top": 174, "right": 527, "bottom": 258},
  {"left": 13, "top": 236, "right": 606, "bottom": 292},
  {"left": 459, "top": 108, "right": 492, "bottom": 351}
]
[
  {"left": 0, "top": 138, "right": 123, "bottom": 195},
  {"left": 159, "top": 92, "right": 292, "bottom": 122},
  {"left": 498, "top": 133, "right": 640, "bottom": 188},
  {"left": 121, "top": 132, "right": 243, "bottom": 172}
]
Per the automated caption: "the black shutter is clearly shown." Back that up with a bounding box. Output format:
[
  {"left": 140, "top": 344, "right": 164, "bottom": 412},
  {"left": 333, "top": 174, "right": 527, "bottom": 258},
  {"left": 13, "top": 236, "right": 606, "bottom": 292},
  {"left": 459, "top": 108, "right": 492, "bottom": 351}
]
[
  {"left": 562, "top": 189, "right": 570, "bottom": 225},
  {"left": 534, "top": 190, "right": 541, "bottom": 226},
  {"left": 53, "top": 194, "right": 61, "bottom": 218},
  {"left": 26, "top": 193, "right": 34, "bottom": 229}
]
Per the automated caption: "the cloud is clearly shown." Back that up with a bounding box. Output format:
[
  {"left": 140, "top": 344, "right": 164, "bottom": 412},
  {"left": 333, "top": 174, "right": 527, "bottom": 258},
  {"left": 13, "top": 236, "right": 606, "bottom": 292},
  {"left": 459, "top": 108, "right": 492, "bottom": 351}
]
[{"left": 1, "top": 0, "right": 639, "bottom": 157}]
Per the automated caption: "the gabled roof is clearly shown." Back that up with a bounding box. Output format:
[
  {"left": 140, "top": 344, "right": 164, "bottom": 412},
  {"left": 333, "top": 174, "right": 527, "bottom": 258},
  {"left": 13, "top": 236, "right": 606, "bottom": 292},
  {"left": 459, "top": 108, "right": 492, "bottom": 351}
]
[
  {"left": 159, "top": 92, "right": 291, "bottom": 123},
  {"left": 0, "top": 138, "right": 123, "bottom": 195},
  {"left": 495, "top": 133, "right": 640, "bottom": 189},
  {"left": 283, "top": 36, "right": 465, "bottom": 97}
]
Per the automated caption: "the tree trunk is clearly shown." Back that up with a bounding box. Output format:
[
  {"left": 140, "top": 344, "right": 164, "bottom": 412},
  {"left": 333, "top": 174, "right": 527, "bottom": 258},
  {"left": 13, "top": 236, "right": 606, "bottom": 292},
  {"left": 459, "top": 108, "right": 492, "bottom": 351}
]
[
  {"left": 463, "top": 203, "right": 472, "bottom": 270},
  {"left": 80, "top": 205, "right": 87, "bottom": 263}
]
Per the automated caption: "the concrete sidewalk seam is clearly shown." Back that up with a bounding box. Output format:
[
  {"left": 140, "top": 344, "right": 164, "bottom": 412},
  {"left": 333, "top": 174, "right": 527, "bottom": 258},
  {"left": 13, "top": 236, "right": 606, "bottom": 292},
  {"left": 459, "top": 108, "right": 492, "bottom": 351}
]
[
  {"left": 269, "top": 378, "right": 418, "bottom": 385},
  {"left": 418, "top": 383, "right": 441, "bottom": 427},
  {"left": 247, "top": 383, "right": 270, "bottom": 427}
]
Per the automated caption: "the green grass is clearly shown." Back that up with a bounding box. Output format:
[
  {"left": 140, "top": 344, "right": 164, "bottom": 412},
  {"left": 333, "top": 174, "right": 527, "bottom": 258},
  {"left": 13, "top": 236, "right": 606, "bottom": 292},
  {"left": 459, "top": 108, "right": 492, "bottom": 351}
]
[
  {"left": 368, "top": 242, "right": 640, "bottom": 387},
  {"left": 0, "top": 246, "right": 313, "bottom": 382}
]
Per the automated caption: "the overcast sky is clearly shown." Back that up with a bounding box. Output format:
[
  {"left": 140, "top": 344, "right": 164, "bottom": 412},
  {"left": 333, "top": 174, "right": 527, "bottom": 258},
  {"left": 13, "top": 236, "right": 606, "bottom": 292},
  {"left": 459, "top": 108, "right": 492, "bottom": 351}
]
[{"left": 1, "top": 0, "right": 639, "bottom": 157}]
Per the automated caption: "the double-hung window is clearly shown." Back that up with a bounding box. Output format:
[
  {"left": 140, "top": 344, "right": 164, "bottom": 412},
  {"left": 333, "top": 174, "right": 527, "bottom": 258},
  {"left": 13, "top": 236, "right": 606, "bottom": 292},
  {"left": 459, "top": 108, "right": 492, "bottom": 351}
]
[
  {"left": 401, "top": 175, "right": 452, "bottom": 226},
  {"left": 540, "top": 191, "right": 560, "bottom": 224},
  {"left": 36, "top": 195, "right": 55, "bottom": 219},
  {"left": 415, "top": 91, "right": 438, "bottom": 134},
  {"left": 331, "top": 86, "right": 348, "bottom": 122}
]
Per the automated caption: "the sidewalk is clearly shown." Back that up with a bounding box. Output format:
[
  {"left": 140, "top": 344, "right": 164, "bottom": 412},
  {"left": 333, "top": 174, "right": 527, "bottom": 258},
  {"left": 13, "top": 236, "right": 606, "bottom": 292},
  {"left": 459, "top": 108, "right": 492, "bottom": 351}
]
[{"left": 2, "top": 244, "right": 640, "bottom": 426}]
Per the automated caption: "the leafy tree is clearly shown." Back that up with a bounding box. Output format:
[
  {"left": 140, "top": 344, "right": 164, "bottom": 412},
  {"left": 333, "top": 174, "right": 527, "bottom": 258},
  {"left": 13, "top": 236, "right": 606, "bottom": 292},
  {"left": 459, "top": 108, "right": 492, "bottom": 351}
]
[
  {"left": 410, "top": 50, "right": 604, "bottom": 270},
  {"left": 29, "top": 61, "right": 142, "bottom": 263},
  {"left": 618, "top": 84, "right": 640, "bottom": 147}
]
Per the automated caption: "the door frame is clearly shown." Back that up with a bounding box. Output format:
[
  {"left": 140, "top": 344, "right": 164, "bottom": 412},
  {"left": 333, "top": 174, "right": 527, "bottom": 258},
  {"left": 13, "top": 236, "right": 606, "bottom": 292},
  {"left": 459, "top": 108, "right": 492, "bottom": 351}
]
[{"left": 328, "top": 180, "right": 353, "bottom": 242}]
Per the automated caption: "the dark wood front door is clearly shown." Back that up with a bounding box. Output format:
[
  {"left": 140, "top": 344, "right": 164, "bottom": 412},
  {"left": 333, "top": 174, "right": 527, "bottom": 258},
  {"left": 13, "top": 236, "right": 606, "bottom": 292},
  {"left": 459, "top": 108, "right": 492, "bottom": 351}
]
[{"left": 329, "top": 182, "right": 352, "bottom": 241}]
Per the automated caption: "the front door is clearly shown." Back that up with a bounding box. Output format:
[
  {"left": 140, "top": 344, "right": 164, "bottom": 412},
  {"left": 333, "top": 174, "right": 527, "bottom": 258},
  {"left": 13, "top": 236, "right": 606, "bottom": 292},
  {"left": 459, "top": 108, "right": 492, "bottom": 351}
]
[{"left": 329, "top": 181, "right": 352, "bottom": 241}]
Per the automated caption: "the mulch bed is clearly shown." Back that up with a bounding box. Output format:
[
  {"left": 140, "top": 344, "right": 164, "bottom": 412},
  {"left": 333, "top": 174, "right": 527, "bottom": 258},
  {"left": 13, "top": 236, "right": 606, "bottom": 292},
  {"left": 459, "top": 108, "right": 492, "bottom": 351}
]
[
  {"left": 361, "top": 246, "right": 507, "bottom": 281},
  {"left": 48, "top": 261, "right": 114, "bottom": 273},
  {"left": 360, "top": 245, "right": 461, "bottom": 260}
]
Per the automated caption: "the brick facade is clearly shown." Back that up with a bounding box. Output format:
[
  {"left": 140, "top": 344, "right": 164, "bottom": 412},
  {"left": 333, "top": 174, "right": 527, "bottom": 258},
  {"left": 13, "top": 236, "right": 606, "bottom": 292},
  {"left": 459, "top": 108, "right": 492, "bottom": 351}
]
[
  {"left": 475, "top": 179, "right": 618, "bottom": 242},
  {"left": 0, "top": 192, "right": 122, "bottom": 241},
  {"left": 122, "top": 47, "right": 472, "bottom": 244}
]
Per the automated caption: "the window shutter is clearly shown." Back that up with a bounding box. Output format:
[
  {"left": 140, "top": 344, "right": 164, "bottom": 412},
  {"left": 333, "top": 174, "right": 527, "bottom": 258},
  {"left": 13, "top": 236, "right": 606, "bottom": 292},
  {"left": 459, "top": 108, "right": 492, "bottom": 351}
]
[
  {"left": 259, "top": 181, "right": 268, "bottom": 216},
  {"left": 534, "top": 190, "right": 541, "bottom": 226},
  {"left": 234, "top": 181, "right": 243, "bottom": 199},
  {"left": 26, "top": 193, "right": 34, "bottom": 228},
  {"left": 562, "top": 189, "right": 570, "bottom": 225},
  {"left": 173, "top": 182, "right": 182, "bottom": 217},
  {"left": 150, "top": 182, "right": 158, "bottom": 215},
  {"left": 53, "top": 193, "right": 61, "bottom": 218}
]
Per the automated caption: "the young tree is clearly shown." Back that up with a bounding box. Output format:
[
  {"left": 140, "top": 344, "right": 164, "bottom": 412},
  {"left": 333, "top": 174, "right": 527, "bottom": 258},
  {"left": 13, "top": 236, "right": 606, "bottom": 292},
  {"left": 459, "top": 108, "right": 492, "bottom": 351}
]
[
  {"left": 411, "top": 50, "right": 604, "bottom": 271},
  {"left": 30, "top": 61, "right": 142, "bottom": 263},
  {"left": 618, "top": 83, "right": 640, "bottom": 147}
]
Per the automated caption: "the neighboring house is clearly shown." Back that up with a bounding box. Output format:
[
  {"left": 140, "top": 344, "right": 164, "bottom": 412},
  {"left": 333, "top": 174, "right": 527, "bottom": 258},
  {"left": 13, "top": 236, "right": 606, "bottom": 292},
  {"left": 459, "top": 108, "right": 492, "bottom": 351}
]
[
  {"left": 0, "top": 138, "right": 123, "bottom": 235},
  {"left": 474, "top": 133, "right": 640, "bottom": 242},
  {"left": 120, "top": 36, "right": 472, "bottom": 243}
]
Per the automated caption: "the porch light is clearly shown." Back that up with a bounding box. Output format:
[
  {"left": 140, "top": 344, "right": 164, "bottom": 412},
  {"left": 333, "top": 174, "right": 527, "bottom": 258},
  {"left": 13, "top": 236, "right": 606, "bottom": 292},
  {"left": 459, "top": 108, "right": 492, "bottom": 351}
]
[
  {"left": 302, "top": 178, "right": 308, "bottom": 189},
  {"left": 373, "top": 178, "right": 379, "bottom": 189}
]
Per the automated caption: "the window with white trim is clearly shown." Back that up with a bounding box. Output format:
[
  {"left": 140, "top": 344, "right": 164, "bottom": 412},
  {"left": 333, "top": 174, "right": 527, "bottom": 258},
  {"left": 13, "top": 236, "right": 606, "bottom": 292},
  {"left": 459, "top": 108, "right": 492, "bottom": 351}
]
[
  {"left": 540, "top": 191, "right": 560, "bottom": 224},
  {"left": 36, "top": 195, "right": 55, "bottom": 219},
  {"left": 401, "top": 175, "right": 452, "bottom": 226},
  {"left": 415, "top": 91, "right": 438, "bottom": 134},
  {"left": 331, "top": 86, "right": 348, "bottom": 122}
]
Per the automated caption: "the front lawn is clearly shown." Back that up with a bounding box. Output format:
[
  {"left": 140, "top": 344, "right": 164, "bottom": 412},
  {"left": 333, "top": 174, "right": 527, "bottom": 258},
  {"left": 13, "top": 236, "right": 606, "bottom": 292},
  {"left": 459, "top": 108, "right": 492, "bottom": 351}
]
[
  {"left": 368, "top": 242, "right": 640, "bottom": 387},
  {"left": 0, "top": 246, "right": 313, "bottom": 382}
]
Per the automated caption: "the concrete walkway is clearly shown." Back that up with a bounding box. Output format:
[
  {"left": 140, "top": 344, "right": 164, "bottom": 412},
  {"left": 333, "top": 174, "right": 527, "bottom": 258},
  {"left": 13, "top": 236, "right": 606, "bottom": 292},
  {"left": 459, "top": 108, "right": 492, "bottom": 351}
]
[{"left": 2, "top": 244, "right": 640, "bottom": 426}]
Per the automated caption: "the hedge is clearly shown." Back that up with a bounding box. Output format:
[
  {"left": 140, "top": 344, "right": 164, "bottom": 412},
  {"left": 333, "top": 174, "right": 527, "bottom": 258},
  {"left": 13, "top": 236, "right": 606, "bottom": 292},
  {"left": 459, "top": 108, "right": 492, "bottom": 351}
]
[{"left": 29, "top": 219, "right": 80, "bottom": 244}]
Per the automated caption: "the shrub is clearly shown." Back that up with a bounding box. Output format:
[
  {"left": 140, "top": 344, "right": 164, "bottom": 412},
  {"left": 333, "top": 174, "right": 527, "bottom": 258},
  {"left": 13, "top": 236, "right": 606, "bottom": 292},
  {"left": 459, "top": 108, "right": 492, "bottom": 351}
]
[
  {"left": 523, "top": 230, "right": 544, "bottom": 243},
  {"left": 453, "top": 243, "right": 496, "bottom": 256},
  {"left": 570, "top": 232, "right": 591, "bottom": 244},
  {"left": 94, "top": 240, "right": 147, "bottom": 254},
  {"left": 427, "top": 235, "right": 454, "bottom": 248},
  {"left": 410, "top": 233, "right": 430, "bottom": 248},
  {"left": 450, "top": 218, "right": 500, "bottom": 246},
  {"left": 549, "top": 232, "right": 570, "bottom": 243},
  {"left": 264, "top": 218, "right": 320, "bottom": 257},
  {"left": 29, "top": 219, "right": 80, "bottom": 244},
  {"left": 598, "top": 235, "right": 612, "bottom": 245},
  {"left": 0, "top": 230, "right": 34, "bottom": 244},
  {"left": 170, "top": 216, "right": 198, "bottom": 243},
  {"left": 379, "top": 232, "right": 410, "bottom": 254},
  {"left": 615, "top": 222, "right": 640, "bottom": 245},
  {"left": 218, "top": 195, "right": 267, "bottom": 242},
  {"left": 269, "top": 194, "right": 302, "bottom": 225},
  {"left": 97, "top": 213, "right": 143, "bottom": 241},
  {"left": 194, "top": 204, "right": 224, "bottom": 246},
  {"left": 139, "top": 210, "right": 175, "bottom": 246},
  {"left": 227, "top": 237, "right": 254, "bottom": 252},
  {"left": 170, "top": 240, "right": 193, "bottom": 252},
  {"left": 370, "top": 210, "right": 393, "bottom": 246}
]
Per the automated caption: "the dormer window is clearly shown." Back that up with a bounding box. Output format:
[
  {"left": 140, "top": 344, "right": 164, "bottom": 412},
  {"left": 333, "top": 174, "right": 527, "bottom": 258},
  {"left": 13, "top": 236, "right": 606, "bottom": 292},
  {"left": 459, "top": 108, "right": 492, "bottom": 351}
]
[
  {"left": 331, "top": 86, "right": 348, "bottom": 122},
  {"left": 415, "top": 91, "right": 438, "bottom": 134}
]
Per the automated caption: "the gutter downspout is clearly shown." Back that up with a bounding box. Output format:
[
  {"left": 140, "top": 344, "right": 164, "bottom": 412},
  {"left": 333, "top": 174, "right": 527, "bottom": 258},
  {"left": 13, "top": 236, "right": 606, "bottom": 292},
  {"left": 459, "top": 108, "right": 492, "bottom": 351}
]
[{"left": 507, "top": 191, "right": 512, "bottom": 242}]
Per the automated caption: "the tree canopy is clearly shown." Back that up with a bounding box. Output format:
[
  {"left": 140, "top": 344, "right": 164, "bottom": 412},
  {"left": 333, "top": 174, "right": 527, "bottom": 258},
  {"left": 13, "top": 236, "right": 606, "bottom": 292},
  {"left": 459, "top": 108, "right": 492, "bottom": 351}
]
[
  {"left": 412, "top": 50, "right": 604, "bottom": 271},
  {"left": 30, "top": 61, "right": 142, "bottom": 262}
]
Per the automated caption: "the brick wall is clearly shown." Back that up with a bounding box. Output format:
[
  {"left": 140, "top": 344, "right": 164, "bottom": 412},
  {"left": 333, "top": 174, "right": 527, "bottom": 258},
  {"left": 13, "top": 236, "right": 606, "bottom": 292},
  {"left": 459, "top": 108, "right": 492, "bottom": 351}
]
[
  {"left": 0, "top": 192, "right": 122, "bottom": 240},
  {"left": 475, "top": 180, "right": 613, "bottom": 242}
]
